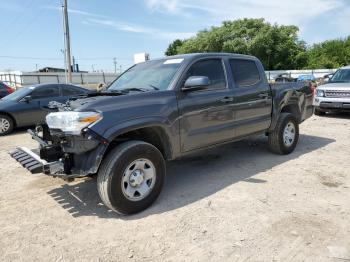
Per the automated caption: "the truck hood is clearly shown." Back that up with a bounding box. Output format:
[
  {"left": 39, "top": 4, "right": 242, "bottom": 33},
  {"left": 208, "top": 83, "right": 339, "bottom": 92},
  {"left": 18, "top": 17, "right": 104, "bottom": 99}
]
[
  {"left": 69, "top": 91, "right": 173, "bottom": 112},
  {"left": 318, "top": 82, "right": 350, "bottom": 90}
]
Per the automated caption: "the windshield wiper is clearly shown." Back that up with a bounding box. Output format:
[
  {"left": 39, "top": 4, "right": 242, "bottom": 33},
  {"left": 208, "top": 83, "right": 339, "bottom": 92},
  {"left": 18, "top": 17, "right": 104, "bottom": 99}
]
[
  {"left": 120, "top": 87, "right": 150, "bottom": 93},
  {"left": 88, "top": 90, "right": 125, "bottom": 97},
  {"left": 328, "top": 79, "right": 350, "bottom": 83},
  {"left": 148, "top": 84, "right": 159, "bottom": 90}
]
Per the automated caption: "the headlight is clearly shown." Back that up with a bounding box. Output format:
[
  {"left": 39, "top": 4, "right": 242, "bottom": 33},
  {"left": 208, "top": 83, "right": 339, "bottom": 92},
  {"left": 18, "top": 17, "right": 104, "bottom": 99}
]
[
  {"left": 316, "top": 89, "right": 325, "bottom": 97},
  {"left": 46, "top": 111, "right": 102, "bottom": 135}
]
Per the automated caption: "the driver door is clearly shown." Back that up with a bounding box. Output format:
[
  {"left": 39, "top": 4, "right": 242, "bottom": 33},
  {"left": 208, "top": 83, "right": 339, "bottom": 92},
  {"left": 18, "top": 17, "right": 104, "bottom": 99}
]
[{"left": 177, "top": 58, "right": 235, "bottom": 152}]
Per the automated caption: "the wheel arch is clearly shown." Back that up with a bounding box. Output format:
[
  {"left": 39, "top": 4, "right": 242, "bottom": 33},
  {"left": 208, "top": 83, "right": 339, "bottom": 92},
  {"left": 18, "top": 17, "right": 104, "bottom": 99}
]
[
  {"left": 280, "top": 103, "right": 301, "bottom": 123},
  {"left": 0, "top": 111, "right": 17, "bottom": 127},
  {"left": 104, "top": 125, "right": 174, "bottom": 161}
]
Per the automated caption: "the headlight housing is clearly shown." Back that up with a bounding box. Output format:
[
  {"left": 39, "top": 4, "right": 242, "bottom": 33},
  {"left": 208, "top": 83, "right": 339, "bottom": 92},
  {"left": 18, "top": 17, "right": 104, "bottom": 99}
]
[
  {"left": 316, "top": 89, "right": 325, "bottom": 97},
  {"left": 46, "top": 111, "right": 102, "bottom": 135}
]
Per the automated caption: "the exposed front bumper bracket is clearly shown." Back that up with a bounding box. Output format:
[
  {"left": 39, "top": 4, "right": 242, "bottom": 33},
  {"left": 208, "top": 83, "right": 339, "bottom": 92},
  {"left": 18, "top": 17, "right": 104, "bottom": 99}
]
[{"left": 9, "top": 147, "right": 65, "bottom": 176}]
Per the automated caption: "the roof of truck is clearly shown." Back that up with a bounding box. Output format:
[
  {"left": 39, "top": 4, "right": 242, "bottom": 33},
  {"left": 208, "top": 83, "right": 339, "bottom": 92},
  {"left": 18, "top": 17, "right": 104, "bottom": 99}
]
[{"left": 341, "top": 65, "right": 350, "bottom": 69}]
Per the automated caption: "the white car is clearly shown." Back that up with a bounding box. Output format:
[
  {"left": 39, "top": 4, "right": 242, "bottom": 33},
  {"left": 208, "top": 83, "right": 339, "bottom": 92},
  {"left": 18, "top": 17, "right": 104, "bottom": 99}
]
[{"left": 313, "top": 65, "right": 350, "bottom": 115}]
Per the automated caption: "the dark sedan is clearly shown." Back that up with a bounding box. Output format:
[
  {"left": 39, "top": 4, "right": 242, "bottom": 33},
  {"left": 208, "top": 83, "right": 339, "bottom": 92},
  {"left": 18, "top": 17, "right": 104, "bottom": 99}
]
[
  {"left": 0, "top": 84, "right": 91, "bottom": 135},
  {"left": 0, "top": 82, "right": 14, "bottom": 98}
]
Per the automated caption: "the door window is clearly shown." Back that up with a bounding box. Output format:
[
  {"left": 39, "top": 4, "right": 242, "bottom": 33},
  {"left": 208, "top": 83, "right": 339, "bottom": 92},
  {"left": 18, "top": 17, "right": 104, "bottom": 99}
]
[
  {"left": 62, "top": 85, "right": 85, "bottom": 96},
  {"left": 230, "top": 59, "right": 260, "bottom": 87},
  {"left": 31, "top": 86, "right": 60, "bottom": 99},
  {"left": 186, "top": 59, "right": 226, "bottom": 90}
]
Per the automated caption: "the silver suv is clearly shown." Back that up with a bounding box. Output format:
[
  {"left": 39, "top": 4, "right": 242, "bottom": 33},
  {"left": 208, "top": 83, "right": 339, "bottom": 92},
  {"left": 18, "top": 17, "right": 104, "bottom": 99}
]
[{"left": 313, "top": 65, "right": 350, "bottom": 115}]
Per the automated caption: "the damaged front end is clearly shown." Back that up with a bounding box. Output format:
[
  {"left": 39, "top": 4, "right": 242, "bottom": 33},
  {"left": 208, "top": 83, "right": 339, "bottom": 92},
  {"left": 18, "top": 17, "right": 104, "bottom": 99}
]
[{"left": 9, "top": 101, "right": 108, "bottom": 179}]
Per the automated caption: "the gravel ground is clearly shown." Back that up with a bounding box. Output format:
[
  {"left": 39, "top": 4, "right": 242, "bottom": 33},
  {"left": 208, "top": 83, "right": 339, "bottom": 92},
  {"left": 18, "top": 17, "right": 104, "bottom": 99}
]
[{"left": 0, "top": 114, "right": 349, "bottom": 262}]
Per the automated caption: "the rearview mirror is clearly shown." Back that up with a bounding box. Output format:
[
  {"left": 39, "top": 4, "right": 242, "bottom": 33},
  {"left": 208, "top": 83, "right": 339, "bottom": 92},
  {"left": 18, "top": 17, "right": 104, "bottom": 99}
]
[
  {"left": 22, "top": 95, "right": 32, "bottom": 103},
  {"left": 182, "top": 76, "right": 210, "bottom": 91}
]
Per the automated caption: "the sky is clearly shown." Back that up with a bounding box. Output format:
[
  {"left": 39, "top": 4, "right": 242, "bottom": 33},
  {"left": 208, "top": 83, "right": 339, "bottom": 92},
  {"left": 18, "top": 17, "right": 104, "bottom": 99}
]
[{"left": 0, "top": 0, "right": 349, "bottom": 72}]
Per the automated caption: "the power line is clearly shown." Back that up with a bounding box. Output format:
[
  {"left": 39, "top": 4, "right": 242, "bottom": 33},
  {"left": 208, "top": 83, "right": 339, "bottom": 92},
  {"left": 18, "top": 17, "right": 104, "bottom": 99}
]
[
  {"left": 0, "top": 0, "right": 51, "bottom": 49},
  {"left": 1, "top": 0, "right": 37, "bottom": 31}
]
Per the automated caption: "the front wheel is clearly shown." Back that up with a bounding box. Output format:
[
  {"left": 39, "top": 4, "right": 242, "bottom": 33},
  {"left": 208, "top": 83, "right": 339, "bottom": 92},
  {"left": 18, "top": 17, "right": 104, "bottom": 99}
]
[
  {"left": 0, "top": 114, "right": 14, "bottom": 136},
  {"left": 268, "top": 113, "right": 299, "bottom": 155},
  {"left": 97, "top": 140, "right": 165, "bottom": 215}
]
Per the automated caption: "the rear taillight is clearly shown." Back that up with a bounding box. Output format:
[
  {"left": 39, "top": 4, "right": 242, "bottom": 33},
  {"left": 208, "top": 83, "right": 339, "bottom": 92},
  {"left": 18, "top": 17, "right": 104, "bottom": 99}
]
[{"left": 5, "top": 85, "right": 14, "bottom": 94}]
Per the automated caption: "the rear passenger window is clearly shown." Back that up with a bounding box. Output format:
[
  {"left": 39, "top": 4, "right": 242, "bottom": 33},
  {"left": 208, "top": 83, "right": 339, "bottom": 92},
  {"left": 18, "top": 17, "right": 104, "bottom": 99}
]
[
  {"left": 31, "top": 86, "right": 60, "bottom": 99},
  {"left": 186, "top": 59, "right": 226, "bottom": 89},
  {"left": 62, "top": 86, "right": 85, "bottom": 96},
  {"left": 230, "top": 59, "right": 260, "bottom": 87}
]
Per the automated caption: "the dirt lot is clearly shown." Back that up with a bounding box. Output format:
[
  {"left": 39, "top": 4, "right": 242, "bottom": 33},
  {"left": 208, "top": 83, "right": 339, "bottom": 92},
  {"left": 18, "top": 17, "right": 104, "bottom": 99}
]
[{"left": 0, "top": 114, "right": 349, "bottom": 262}]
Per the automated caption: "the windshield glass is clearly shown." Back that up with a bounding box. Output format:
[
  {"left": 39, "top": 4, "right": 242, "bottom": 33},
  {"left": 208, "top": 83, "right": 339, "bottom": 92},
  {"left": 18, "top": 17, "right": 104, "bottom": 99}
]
[
  {"left": 331, "top": 69, "right": 350, "bottom": 82},
  {"left": 1, "top": 86, "right": 33, "bottom": 101},
  {"left": 108, "top": 59, "right": 183, "bottom": 92}
]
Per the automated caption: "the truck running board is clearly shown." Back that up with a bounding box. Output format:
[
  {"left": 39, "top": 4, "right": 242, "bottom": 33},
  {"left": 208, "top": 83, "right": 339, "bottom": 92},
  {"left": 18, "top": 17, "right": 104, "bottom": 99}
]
[{"left": 9, "top": 147, "right": 47, "bottom": 174}]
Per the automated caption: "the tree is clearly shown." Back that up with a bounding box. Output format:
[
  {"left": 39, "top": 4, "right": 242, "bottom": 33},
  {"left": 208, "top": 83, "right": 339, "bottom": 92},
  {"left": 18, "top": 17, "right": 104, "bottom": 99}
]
[
  {"left": 165, "top": 39, "right": 184, "bottom": 56},
  {"left": 306, "top": 37, "right": 350, "bottom": 69},
  {"left": 165, "top": 18, "right": 307, "bottom": 70}
]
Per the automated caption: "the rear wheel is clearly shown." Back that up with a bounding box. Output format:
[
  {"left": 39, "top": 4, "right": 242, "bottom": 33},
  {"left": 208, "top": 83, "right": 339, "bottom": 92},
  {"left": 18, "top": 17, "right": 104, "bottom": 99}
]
[
  {"left": 0, "top": 115, "right": 14, "bottom": 136},
  {"left": 268, "top": 113, "right": 299, "bottom": 155},
  {"left": 97, "top": 140, "right": 165, "bottom": 215}
]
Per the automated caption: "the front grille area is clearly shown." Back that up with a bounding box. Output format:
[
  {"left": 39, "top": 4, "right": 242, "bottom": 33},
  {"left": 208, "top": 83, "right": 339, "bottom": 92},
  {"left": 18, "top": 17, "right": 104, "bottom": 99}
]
[{"left": 325, "top": 90, "right": 350, "bottom": 98}]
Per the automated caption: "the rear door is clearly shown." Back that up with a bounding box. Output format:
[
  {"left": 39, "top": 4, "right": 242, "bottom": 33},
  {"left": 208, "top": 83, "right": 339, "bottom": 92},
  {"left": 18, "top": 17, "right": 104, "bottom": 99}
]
[
  {"left": 229, "top": 58, "right": 272, "bottom": 137},
  {"left": 177, "top": 58, "right": 235, "bottom": 152}
]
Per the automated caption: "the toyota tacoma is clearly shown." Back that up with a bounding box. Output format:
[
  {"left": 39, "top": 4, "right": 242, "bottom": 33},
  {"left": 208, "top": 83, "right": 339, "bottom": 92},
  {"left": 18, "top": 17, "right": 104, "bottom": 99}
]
[{"left": 10, "top": 53, "right": 314, "bottom": 214}]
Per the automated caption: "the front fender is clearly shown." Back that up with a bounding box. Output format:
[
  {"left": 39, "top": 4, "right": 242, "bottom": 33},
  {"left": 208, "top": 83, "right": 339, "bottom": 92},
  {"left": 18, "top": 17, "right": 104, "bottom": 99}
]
[
  {"left": 94, "top": 115, "right": 180, "bottom": 159},
  {"left": 102, "top": 116, "right": 172, "bottom": 140}
]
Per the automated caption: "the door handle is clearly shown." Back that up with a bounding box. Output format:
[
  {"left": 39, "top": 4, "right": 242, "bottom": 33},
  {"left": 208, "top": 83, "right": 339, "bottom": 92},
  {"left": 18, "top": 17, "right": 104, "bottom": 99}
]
[
  {"left": 220, "top": 96, "right": 234, "bottom": 103},
  {"left": 258, "top": 93, "right": 269, "bottom": 99}
]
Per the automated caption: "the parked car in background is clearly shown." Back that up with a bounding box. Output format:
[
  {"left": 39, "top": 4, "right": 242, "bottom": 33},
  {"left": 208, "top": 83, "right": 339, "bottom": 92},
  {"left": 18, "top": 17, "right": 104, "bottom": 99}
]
[
  {"left": 297, "top": 74, "right": 316, "bottom": 82},
  {"left": 323, "top": 73, "right": 334, "bottom": 83},
  {"left": 313, "top": 65, "right": 350, "bottom": 115},
  {"left": 274, "top": 73, "right": 296, "bottom": 83},
  {"left": 0, "top": 84, "right": 91, "bottom": 135},
  {"left": 0, "top": 82, "right": 14, "bottom": 98}
]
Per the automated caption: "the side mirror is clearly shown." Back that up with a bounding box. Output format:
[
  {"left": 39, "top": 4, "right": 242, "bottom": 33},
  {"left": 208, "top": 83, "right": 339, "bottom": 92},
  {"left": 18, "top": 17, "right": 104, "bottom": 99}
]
[
  {"left": 22, "top": 95, "right": 32, "bottom": 103},
  {"left": 182, "top": 76, "right": 210, "bottom": 91}
]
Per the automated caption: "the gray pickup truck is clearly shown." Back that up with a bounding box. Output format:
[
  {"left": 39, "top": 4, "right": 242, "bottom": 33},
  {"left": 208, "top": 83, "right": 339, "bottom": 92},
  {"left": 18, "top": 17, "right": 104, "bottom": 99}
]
[{"left": 10, "top": 53, "right": 314, "bottom": 214}]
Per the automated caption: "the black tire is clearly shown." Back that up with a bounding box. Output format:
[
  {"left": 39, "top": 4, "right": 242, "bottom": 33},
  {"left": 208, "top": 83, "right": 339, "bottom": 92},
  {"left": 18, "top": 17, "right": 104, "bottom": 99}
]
[
  {"left": 268, "top": 113, "right": 299, "bottom": 155},
  {"left": 97, "top": 140, "right": 165, "bottom": 215},
  {"left": 0, "top": 114, "right": 14, "bottom": 136},
  {"left": 314, "top": 108, "right": 326, "bottom": 116}
]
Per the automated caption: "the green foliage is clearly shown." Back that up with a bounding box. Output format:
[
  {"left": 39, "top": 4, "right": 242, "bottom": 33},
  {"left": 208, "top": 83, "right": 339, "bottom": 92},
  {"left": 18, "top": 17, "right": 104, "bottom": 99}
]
[
  {"left": 306, "top": 37, "right": 350, "bottom": 69},
  {"left": 165, "top": 39, "right": 184, "bottom": 56},
  {"left": 165, "top": 18, "right": 307, "bottom": 70},
  {"left": 165, "top": 18, "right": 350, "bottom": 69}
]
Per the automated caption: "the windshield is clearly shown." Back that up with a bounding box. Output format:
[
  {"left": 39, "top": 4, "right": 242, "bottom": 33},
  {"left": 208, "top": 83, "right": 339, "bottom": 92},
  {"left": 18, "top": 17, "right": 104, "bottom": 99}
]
[
  {"left": 1, "top": 86, "right": 32, "bottom": 101},
  {"left": 330, "top": 69, "right": 350, "bottom": 82},
  {"left": 108, "top": 59, "right": 183, "bottom": 92}
]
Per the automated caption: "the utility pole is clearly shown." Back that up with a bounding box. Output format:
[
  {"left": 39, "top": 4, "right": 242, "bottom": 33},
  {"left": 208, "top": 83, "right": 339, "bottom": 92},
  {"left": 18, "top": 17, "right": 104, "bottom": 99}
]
[
  {"left": 113, "top": 57, "right": 117, "bottom": 74},
  {"left": 62, "top": 0, "right": 72, "bottom": 83},
  {"left": 72, "top": 56, "right": 75, "bottom": 72}
]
